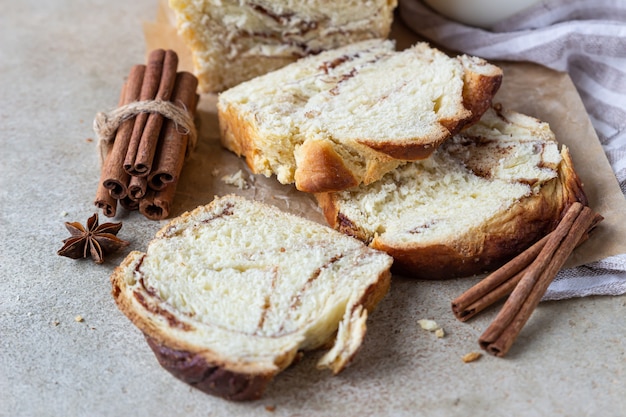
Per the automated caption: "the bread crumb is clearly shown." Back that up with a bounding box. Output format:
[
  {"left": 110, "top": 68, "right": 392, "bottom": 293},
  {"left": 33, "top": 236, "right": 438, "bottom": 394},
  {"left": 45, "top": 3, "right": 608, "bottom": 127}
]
[
  {"left": 462, "top": 352, "right": 482, "bottom": 363},
  {"left": 51, "top": 320, "right": 60, "bottom": 326},
  {"left": 265, "top": 405, "right": 276, "bottom": 412},
  {"left": 74, "top": 315, "right": 84, "bottom": 322},
  {"left": 221, "top": 170, "right": 250, "bottom": 189},
  {"left": 418, "top": 319, "right": 439, "bottom": 331},
  {"left": 435, "top": 328, "right": 445, "bottom": 338},
  {"left": 60, "top": 211, "right": 68, "bottom": 217},
  {"left": 211, "top": 168, "right": 220, "bottom": 177}
]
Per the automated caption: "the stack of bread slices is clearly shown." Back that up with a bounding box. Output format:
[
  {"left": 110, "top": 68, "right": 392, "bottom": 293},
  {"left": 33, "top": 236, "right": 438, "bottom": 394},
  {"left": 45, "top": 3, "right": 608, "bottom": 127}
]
[
  {"left": 217, "top": 38, "right": 586, "bottom": 278},
  {"left": 112, "top": 36, "right": 587, "bottom": 401}
]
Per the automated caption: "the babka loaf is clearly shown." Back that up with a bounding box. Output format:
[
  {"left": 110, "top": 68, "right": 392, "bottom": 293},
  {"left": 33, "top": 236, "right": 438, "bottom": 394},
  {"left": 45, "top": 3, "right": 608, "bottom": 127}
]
[
  {"left": 218, "top": 39, "right": 503, "bottom": 193},
  {"left": 316, "top": 105, "right": 588, "bottom": 279},
  {"left": 168, "top": 0, "right": 397, "bottom": 93},
  {"left": 111, "top": 195, "right": 393, "bottom": 401}
]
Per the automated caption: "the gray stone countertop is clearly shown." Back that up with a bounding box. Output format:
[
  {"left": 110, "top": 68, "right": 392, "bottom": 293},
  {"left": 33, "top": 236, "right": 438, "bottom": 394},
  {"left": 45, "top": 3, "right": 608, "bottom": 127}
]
[{"left": 1, "top": 1, "right": 624, "bottom": 416}]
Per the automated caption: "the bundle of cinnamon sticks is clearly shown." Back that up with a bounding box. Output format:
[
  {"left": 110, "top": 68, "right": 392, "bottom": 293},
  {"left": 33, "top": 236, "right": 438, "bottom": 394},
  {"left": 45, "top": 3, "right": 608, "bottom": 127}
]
[
  {"left": 94, "top": 49, "right": 199, "bottom": 220},
  {"left": 452, "top": 202, "right": 603, "bottom": 357}
]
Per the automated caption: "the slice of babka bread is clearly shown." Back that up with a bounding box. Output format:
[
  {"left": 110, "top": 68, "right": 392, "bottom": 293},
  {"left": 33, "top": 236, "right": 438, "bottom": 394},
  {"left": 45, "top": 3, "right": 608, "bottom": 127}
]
[
  {"left": 111, "top": 195, "right": 393, "bottom": 401},
  {"left": 316, "top": 105, "right": 588, "bottom": 279},
  {"left": 218, "top": 39, "right": 502, "bottom": 193},
  {"left": 168, "top": 0, "right": 397, "bottom": 93}
]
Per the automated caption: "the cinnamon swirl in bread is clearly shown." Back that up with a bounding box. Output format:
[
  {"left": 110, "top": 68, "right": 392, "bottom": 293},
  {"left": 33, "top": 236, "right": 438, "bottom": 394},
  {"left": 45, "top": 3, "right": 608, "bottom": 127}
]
[
  {"left": 316, "top": 105, "right": 588, "bottom": 279},
  {"left": 111, "top": 195, "right": 392, "bottom": 400},
  {"left": 168, "top": 0, "right": 397, "bottom": 92},
  {"left": 218, "top": 39, "right": 502, "bottom": 193}
]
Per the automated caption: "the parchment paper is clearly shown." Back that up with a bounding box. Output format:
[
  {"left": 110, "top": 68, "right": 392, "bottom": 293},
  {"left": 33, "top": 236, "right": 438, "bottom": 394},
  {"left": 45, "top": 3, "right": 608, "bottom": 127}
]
[{"left": 143, "top": 2, "right": 626, "bottom": 270}]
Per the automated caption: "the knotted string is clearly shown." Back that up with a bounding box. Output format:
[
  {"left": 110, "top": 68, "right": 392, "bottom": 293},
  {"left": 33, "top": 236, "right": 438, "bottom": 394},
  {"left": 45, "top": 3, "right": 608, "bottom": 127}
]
[{"left": 93, "top": 99, "right": 197, "bottom": 165}]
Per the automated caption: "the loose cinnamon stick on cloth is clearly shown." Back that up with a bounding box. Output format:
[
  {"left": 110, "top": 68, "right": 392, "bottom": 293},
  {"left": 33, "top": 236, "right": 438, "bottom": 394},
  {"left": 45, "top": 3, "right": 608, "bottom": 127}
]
[
  {"left": 124, "top": 49, "right": 165, "bottom": 176},
  {"left": 130, "top": 49, "right": 178, "bottom": 176},
  {"left": 148, "top": 71, "right": 199, "bottom": 190},
  {"left": 99, "top": 64, "right": 146, "bottom": 199},
  {"left": 475, "top": 203, "right": 601, "bottom": 357}
]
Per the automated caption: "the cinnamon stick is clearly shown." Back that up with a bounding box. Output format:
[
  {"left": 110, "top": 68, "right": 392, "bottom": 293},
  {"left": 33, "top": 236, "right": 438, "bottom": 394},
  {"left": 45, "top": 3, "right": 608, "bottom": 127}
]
[
  {"left": 131, "top": 50, "right": 179, "bottom": 176},
  {"left": 478, "top": 203, "right": 583, "bottom": 341},
  {"left": 93, "top": 49, "right": 198, "bottom": 220},
  {"left": 452, "top": 234, "right": 550, "bottom": 321},
  {"left": 94, "top": 82, "right": 126, "bottom": 217},
  {"left": 94, "top": 178, "right": 117, "bottom": 217},
  {"left": 455, "top": 268, "right": 526, "bottom": 322},
  {"left": 127, "top": 175, "right": 147, "bottom": 200},
  {"left": 139, "top": 184, "right": 177, "bottom": 220},
  {"left": 452, "top": 209, "right": 603, "bottom": 321},
  {"left": 148, "top": 72, "right": 199, "bottom": 190},
  {"left": 119, "top": 195, "right": 139, "bottom": 212},
  {"left": 124, "top": 49, "right": 166, "bottom": 176},
  {"left": 100, "top": 64, "right": 146, "bottom": 199},
  {"left": 478, "top": 204, "right": 600, "bottom": 357}
]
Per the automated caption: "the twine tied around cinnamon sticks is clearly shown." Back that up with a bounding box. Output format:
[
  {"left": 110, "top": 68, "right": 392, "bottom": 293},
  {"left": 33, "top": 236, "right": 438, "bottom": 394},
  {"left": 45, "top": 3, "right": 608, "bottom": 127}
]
[
  {"left": 93, "top": 49, "right": 200, "bottom": 220},
  {"left": 94, "top": 98, "right": 197, "bottom": 165}
]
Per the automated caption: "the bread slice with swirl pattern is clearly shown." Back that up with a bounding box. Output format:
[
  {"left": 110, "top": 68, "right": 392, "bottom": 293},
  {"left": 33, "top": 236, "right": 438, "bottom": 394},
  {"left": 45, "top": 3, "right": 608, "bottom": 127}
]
[
  {"left": 168, "top": 0, "right": 397, "bottom": 93},
  {"left": 110, "top": 195, "right": 392, "bottom": 401},
  {"left": 218, "top": 39, "right": 503, "bottom": 193},
  {"left": 316, "top": 105, "right": 588, "bottom": 279}
]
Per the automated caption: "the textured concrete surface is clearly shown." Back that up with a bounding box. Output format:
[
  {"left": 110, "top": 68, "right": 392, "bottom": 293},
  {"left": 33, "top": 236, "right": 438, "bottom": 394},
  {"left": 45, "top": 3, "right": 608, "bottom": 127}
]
[{"left": 1, "top": 1, "right": 625, "bottom": 417}]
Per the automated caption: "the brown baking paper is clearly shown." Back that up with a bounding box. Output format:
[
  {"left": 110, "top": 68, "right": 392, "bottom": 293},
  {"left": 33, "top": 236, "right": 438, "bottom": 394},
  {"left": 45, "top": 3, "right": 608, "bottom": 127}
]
[{"left": 143, "top": 1, "right": 626, "bottom": 270}]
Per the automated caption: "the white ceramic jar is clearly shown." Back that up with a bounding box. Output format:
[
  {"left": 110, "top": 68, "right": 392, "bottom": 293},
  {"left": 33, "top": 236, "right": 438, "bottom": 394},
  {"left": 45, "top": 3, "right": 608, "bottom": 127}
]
[{"left": 423, "top": 0, "right": 542, "bottom": 28}]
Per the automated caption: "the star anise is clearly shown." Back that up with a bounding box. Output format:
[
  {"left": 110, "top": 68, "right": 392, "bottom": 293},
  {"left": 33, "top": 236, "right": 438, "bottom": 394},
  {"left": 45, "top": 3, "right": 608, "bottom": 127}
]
[{"left": 57, "top": 213, "right": 129, "bottom": 264}]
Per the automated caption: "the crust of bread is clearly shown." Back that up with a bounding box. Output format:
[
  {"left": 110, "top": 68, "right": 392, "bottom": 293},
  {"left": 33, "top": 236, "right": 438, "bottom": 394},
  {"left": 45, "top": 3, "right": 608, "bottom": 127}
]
[
  {"left": 110, "top": 196, "right": 392, "bottom": 400},
  {"left": 218, "top": 43, "right": 503, "bottom": 193},
  {"left": 218, "top": 104, "right": 268, "bottom": 175},
  {"left": 355, "top": 56, "right": 504, "bottom": 161},
  {"left": 294, "top": 139, "right": 360, "bottom": 198},
  {"left": 144, "top": 336, "right": 275, "bottom": 401},
  {"left": 456, "top": 55, "right": 504, "bottom": 129},
  {"left": 380, "top": 147, "right": 586, "bottom": 278},
  {"left": 317, "top": 146, "right": 587, "bottom": 280},
  {"left": 111, "top": 251, "right": 295, "bottom": 401}
]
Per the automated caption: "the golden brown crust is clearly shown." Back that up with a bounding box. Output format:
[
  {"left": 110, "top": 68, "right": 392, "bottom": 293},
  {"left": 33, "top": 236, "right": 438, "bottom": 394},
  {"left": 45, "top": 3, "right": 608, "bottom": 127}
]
[
  {"left": 356, "top": 132, "right": 449, "bottom": 161},
  {"left": 111, "top": 252, "right": 283, "bottom": 401},
  {"left": 144, "top": 336, "right": 274, "bottom": 401},
  {"left": 458, "top": 62, "right": 504, "bottom": 130},
  {"left": 110, "top": 197, "right": 393, "bottom": 400},
  {"left": 359, "top": 267, "right": 392, "bottom": 313},
  {"left": 374, "top": 176, "right": 566, "bottom": 279},
  {"left": 294, "top": 139, "right": 359, "bottom": 192},
  {"left": 316, "top": 192, "right": 370, "bottom": 241},
  {"left": 217, "top": 103, "right": 266, "bottom": 175},
  {"left": 111, "top": 250, "right": 391, "bottom": 399},
  {"left": 217, "top": 46, "right": 503, "bottom": 193},
  {"left": 317, "top": 147, "right": 588, "bottom": 280}
]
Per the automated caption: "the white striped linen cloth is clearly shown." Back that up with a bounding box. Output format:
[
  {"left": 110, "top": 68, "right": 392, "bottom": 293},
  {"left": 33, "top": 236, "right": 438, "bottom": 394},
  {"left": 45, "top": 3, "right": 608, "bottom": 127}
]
[{"left": 399, "top": 0, "right": 626, "bottom": 299}]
